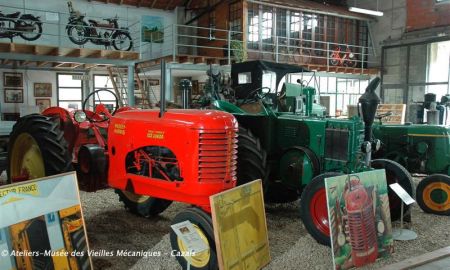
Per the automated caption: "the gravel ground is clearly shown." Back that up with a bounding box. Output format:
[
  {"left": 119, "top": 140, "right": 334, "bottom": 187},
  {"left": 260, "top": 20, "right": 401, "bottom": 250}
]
[{"left": 80, "top": 176, "right": 450, "bottom": 270}]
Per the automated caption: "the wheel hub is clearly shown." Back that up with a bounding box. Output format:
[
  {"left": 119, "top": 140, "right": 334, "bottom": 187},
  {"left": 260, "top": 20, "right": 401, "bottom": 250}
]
[
  {"left": 10, "top": 133, "right": 45, "bottom": 182},
  {"left": 121, "top": 190, "right": 150, "bottom": 203}
]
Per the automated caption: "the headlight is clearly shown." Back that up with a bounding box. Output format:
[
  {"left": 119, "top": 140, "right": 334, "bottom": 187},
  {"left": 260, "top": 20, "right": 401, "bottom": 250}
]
[
  {"left": 372, "top": 139, "right": 381, "bottom": 152},
  {"left": 361, "top": 141, "right": 372, "bottom": 153},
  {"left": 74, "top": 111, "right": 87, "bottom": 123}
]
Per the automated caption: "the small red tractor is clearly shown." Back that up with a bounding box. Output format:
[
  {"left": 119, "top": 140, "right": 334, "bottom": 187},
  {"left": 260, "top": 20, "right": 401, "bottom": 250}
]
[{"left": 7, "top": 76, "right": 237, "bottom": 269}]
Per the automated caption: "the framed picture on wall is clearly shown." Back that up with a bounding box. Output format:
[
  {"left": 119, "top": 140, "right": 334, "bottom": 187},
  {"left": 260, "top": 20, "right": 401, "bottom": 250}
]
[
  {"left": 4, "top": 72, "right": 23, "bottom": 88},
  {"left": 4, "top": 88, "right": 23, "bottom": 103},
  {"left": 36, "top": 98, "right": 51, "bottom": 112},
  {"left": 34, "top": 83, "right": 52, "bottom": 97}
]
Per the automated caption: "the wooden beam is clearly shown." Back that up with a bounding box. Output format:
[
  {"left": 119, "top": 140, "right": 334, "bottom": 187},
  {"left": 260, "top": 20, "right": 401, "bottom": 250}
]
[
  {"left": 151, "top": 0, "right": 157, "bottom": 8},
  {"left": 65, "top": 48, "right": 82, "bottom": 57},
  {"left": 54, "top": 62, "right": 68, "bottom": 68}
]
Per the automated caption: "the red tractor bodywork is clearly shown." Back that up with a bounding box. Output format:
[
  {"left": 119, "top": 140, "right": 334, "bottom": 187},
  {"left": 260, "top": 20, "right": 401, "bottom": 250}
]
[
  {"left": 41, "top": 106, "right": 238, "bottom": 213},
  {"left": 108, "top": 109, "right": 238, "bottom": 212}
]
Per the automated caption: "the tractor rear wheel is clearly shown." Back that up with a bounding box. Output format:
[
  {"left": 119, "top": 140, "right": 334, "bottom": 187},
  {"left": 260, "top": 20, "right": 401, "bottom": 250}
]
[
  {"left": 7, "top": 114, "right": 72, "bottom": 183},
  {"left": 170, "top": 207, "right": 217, "bottom": 270},
  {"left": 371, "top": 159, "right": 415, "bottom": 221},
  {"left": 416, "top": 174, "right": 450, "bottom": 216},
  {"left": 236, "top": 126, "right": 266, "bottom": 186},
  {"left": 237, "top": 126, "right": 297, "bottom": 203},
  {"left": 116, "top": 189, "right": 172, "bottom": 217},
  {"left": 299, "top": 172, "right": 342, "bottom": 246}
]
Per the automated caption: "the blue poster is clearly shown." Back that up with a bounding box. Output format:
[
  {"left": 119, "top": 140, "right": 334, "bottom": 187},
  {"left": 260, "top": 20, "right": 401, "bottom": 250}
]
[{"left": 142, "top": 15, "right": 164, "bottom": 43}]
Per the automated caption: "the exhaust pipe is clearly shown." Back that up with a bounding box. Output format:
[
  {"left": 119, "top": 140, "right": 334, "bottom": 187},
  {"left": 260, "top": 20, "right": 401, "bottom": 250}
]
[
  {"left": 358, "top": 77, "right": 381, "bottom": 142},
  {"left": 159, "top": 59, "right": 166, "bottom": 118}
]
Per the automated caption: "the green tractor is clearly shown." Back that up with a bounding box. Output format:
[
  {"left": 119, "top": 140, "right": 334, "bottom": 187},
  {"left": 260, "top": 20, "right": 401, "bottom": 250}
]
[
  {"left": 198, "top": 60, "right": 415, "bottom": 245},
  {"left": 373, "top": 118, "right": 450, "bottom": 216}
]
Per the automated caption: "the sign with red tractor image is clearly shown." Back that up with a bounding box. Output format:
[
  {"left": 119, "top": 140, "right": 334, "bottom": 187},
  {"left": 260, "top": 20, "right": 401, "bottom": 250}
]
[{"left": 325, "top": 170, "right": 394, "bottom": 270}]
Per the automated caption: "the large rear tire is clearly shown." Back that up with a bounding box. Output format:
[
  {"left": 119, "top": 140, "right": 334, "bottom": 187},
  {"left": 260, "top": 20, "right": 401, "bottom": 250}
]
[
  {"left": 170, "top": 207, "right": 217, "bottom": 270},
  {"left": 416, "top": 174, "right": 450, "bottom": 216},
  {"left": 236, "top": 126, "right": 297, "bottom": 202},
  {"left": 371, "top": 159, "right": 415, "bottom": 221},
  {"left": 299, "top": 172, "right": 342, "bottom": 246},
  {"left": 7, "top": 114, "right": 72, "bottom": 183},
  {"left": 116, "top": 189, "right": 172, "bottom": 217},
  {"left": 236, "top": 127, "right": 266, "bottom": 186}
]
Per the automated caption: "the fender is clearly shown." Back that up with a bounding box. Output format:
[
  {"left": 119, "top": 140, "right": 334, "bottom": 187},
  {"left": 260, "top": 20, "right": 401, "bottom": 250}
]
[
  {"left": 19, "top": 14, "right": 40, "bottom": 21},
  {"left": 66, "top": 18, "right": 82, "bottom": 30}
]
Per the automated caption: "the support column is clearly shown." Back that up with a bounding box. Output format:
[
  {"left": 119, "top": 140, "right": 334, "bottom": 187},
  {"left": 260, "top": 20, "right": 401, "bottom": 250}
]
[{"left": 127, "top": 64, "right": 135, "bottom": 106}]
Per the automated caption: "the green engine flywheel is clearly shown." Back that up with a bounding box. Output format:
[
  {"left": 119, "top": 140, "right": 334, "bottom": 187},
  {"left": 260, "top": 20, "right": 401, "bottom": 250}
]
[{"left": 416, "top": 174, "right": 450, "bottom": 216}]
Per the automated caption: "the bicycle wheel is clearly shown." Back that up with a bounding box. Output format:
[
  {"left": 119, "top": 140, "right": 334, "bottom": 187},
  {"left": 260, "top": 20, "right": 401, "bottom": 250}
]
[{"left": 300, "top": 49, "right": 312, "bottom": 64}]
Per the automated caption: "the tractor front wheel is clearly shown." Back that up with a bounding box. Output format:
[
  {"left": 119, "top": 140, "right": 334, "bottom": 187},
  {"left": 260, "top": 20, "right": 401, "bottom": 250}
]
[
  {"left": 299, "top": 172, "right": 342, "bottom": 246},
  {"left": 371, "top": 159, "right": 415, "bottom": 221},
  {"left": 116, "top": 189, "right": 172, "bottom": 217},
  {"left": 416, "top": 174, "right": 450, "bottom": 216},
  {"left": 7, "top": 114, "right": 72, "bottom": 183},
  {"left": 170, "top": 207, "right": 217, "bottom": 270}
]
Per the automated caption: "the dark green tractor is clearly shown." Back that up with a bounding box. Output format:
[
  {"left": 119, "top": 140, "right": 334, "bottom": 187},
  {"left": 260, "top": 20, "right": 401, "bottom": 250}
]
[
  {"left": 373, "top": 118, "right": 450, "bottom": 216},
  {"left": 203, "top": 60, "right": 415, "bottom": 245}
]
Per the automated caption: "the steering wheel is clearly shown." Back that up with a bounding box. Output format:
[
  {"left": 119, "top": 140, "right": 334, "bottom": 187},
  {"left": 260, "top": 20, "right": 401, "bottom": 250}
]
[
  {"left": 240, "top": 87, "right": 272, "bottom": 105},
  {"left": 82, "top": 89, "right": 119, "bottom": 122}
]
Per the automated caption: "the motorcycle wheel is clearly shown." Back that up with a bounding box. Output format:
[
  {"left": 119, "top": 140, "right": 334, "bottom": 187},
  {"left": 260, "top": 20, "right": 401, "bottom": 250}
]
[
  {"left": 19, "top": 19, "right": 42, "bottom": 41},
  {"left": 67, "top": 21, "right": 89, "bottom": 45},
  {"left": 112, "top": 31, "right": 133, "bottom": 51}
]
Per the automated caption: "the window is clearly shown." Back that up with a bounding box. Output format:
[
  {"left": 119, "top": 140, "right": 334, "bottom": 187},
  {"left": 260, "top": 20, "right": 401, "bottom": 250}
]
[
  {"left": 93, "top": 75, "right": 118, "bottom": 112},
  {"left": 57, "top": 74, "right": 83, "bottom": 110},
  {"left": 229, "top": 1, "right": 242, "bottom": 39},
  {"left": 262, "top": 71, "right": 276, "bottom": 92}
]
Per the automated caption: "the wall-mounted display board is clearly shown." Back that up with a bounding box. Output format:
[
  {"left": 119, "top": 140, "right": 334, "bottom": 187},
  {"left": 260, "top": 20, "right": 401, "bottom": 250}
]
[
  {"left": 325, "top": 170, "right": 394, "bottom": 270},
  {"left": 376, "top": 104, "right": 406, "bottom": 124},
  {"left": 210, "top": 179, "right": 270, "bottom": 270},
  {"left": 0, "top": 172, "right": 92, "bottom": 270}
]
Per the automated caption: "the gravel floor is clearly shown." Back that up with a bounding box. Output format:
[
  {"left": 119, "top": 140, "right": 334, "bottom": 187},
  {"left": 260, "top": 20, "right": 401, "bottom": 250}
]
[{"left": 79, "top": 177, "right": 450, "bottom": 270}]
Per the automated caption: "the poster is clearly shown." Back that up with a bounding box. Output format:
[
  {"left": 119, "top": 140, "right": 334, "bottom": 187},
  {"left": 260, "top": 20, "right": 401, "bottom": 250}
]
[
  {"left": 325, "top": 170, "right": 393, "bottom": 270},
  {"left": 0, "top": 172, "right": 92, "bottom": 270},
  {"left": 210, "top": 180, "right": 270, "bottom": 270},
  {"left": 141, "top": 16, "right": 164, "bottom": 43}
]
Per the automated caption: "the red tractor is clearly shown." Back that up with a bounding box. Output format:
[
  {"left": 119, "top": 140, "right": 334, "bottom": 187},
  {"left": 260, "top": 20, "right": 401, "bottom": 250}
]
[{"left": 7, "top": 86, "right": 237, "bottom": 270}]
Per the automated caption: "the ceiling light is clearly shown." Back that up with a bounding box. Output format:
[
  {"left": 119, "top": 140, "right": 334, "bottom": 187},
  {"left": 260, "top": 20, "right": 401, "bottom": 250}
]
[{"left": 348, "top": 6, "right": 384, "bottom": 16}]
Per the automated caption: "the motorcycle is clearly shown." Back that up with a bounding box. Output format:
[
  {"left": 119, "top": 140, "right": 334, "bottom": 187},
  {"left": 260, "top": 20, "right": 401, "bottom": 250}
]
[
  {"left": 66, "top": 1, "right": 133, "bottom": 51},
  {"left": 0, "top": 10, "right": 42, "bottom": 42}
]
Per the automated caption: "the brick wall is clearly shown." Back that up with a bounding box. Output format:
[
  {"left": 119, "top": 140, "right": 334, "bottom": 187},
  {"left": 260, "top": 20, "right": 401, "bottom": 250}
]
[{"left": 407, "top": 0, "right": 450, "bottom": 32}]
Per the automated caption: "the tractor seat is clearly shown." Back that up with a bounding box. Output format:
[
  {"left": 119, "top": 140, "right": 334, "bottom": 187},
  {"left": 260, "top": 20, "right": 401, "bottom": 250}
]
[
  {"left": 239, "top": 100, "right": 265, "bottom": 114},
  {"left": 6, "top": 12, "right": 20, "bottom": 18}
]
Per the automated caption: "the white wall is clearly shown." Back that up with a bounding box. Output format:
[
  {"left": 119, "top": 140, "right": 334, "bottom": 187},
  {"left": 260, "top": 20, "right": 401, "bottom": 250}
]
[
  {"left": 0, "top": 69, "right": 57, "bottom": 115},
  {"left": 0, "top": 0, "right": 175, "bottom": 52}
]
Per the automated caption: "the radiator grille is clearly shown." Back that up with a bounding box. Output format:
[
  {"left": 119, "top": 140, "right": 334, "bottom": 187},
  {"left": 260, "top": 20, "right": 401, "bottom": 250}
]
[
  {"left": 198, "top": 130, "right": 237, "bottom": 182},
  {"left": 325, "top": 128, "right": 349, "bottom": 160}
]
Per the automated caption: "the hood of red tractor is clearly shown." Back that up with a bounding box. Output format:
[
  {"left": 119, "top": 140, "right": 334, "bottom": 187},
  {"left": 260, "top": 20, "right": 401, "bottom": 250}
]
[{"left": 112, "top": 109, "right": 238, "bottom": 130}]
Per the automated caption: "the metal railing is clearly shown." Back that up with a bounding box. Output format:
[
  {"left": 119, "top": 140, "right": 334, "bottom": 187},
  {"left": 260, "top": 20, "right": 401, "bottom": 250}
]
[
  {"left": 140, "top": 23, "right": 377, "bottom": 72},
  {"left": 0, "top": 3, "right": 141, "bottom": 53}
]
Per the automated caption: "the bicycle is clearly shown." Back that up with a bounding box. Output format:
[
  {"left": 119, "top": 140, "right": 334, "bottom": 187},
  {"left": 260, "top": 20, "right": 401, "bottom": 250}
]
[
  {"left": 329, "top": 44, "right": 358, "bottom": 67},
  {"left": 277, "top": 39, "right": 312, "bottom": 64}
]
